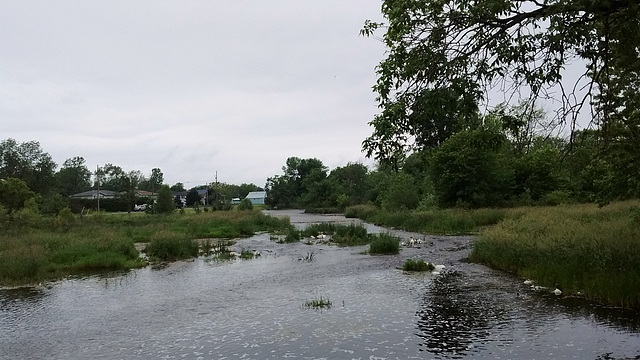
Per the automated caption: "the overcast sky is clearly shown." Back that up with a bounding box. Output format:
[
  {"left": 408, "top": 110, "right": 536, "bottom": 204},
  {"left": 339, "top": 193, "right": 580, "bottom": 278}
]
[{"left": 1, "top": 1, "right": 386, "bottom": 188}]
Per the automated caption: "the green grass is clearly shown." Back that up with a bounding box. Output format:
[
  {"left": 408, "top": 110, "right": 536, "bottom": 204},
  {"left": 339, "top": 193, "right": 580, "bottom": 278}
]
[
  {"left": 469, "top": 201, "right": 640, "bottom": 308},
  {"left": 0, "top": 209, "right": 295, "bottom": 286},
  {"left": 369, "top": 233, "right": 401, "bottom": 254},
  {"left": 345, "top": 204, "right": 508, "bottom": 234},
  {"left": 402, "top": 259, "right": 435, "bottom": 271}
]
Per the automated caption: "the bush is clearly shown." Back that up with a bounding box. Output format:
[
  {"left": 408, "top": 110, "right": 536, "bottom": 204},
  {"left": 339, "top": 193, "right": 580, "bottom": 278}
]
[
  {"left": 237, "top": 198, "right": 253, "bottom": 210},
  {"left": 369, "top": 233, "right": 400, "bottom": 254},
  {"left": 145, "top": 234, "right": 198, "bottom": 261}
]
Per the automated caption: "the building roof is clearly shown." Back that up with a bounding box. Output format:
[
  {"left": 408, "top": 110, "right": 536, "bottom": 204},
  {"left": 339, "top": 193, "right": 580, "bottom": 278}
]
[
  {"left": 69, "top": 190, "right": 117, "bottom": 198},
  {"left": 245, "top": 191, "right": 267, "bottom": 199}
]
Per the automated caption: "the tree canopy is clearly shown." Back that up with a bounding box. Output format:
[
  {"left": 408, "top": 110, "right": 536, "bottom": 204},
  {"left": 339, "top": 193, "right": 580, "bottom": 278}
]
[{"left": 361, "top": 0, "right": 640, "bottom": 167}]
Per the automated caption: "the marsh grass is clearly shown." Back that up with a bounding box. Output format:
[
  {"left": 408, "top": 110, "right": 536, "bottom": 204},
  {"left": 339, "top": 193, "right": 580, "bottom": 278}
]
[
  {"left": 402, "top": 259, "right": 435, "bottom": 271},
  {"left": 369, "top": 233, "right": 401, "bottom": 254},
  {"left": 0, "top": 209, "right": 295, "bottom": 285},
  {"left": 331, "top": 224, "right": 369, "bottom": 246},
  {"left": 345, "top": 205, "right": 508, "bottom": 234},
  {"left": 303, "top": 296, "right": 332, "bottom": 309},
  {"left": 470, "top": 201, "right": 640, "bottom": 308}
]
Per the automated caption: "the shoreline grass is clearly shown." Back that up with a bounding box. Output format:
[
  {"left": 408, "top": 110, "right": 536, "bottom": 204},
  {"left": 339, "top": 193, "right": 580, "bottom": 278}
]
[
  {"left": 469, "top": 201, "right": 640, "bottom": 308},
  {"left": 0, "top": 209, "right": 294, "bottom": 286},
  {"left": 344, "top": 204, "right": 508, "bottom": 234}
]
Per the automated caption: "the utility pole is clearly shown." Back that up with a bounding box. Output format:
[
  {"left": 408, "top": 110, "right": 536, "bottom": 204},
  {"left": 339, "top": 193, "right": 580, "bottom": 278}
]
[{"left": 96, "top": 165, "right": 100, "bottom": 212}]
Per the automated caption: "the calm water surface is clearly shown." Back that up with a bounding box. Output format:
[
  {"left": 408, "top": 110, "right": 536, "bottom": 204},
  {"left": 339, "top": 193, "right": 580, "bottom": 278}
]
[{"left": 1, "top": 210, "right": 639, "bottom": 359}]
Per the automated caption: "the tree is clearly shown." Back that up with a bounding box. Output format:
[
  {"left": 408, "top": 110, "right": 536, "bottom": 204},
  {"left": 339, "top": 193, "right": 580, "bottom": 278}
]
[
  {"left": 429, "top": 126, "right": 514, "bottom": 208},
  {"left": 185, "top": 188, "right": 201, "bottom": 206},
  {"left": 265, "top": 157, "right": 328, "bottom": 208},
  {"left": 170, "top": 182, "right": 186, "bottom": 192},
  {"left": 0, "top": 138, "right": 57, "bottom": 194},
  {"left": 149, "top": 168, "right": 163, "bottom": 195},
  {"left": 361, "top": 0, "right": 640, "bottom": 168},
  {"left": 55, "top": 156, "right": 91, "bottom": 196},
  {"left": 0, "top": 178, "right": 36, "bottom": 213},
  {"left": 155, "top": 185, "right": 175, "bottom": 214}
]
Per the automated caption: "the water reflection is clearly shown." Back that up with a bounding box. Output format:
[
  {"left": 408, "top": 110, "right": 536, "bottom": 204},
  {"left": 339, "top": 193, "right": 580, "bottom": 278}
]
[{"left": 416, "top": 270, "right": 504, "bottom": 356}]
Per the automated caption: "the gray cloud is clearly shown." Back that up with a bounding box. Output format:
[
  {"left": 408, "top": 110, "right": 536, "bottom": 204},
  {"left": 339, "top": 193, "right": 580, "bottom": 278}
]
[{"left": 1, "top": 1, "right": 385, "bottom": 187}]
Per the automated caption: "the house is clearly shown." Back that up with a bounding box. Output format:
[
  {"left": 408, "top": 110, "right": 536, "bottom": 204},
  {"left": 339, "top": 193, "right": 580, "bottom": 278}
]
[
  {"left": 244, "top": 191, "right": 267, "bottom": 205},
  {"left": 173, "top": 192, "right": 187, "bottom": 207},
  {"left": 197, "top": 189, "right": 209, "bottom": 205},
  {"left": 69, "top": 190, "right": 117, "bottom": 199}
]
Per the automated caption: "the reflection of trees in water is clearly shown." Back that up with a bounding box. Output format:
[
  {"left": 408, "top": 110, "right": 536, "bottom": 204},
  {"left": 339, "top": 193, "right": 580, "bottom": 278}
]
[
  {"left": 416, "top": 270, "right": 507, "bottom": 356},
  {"left": 0, "top": 286, "right": 47, "bottom": 310}
]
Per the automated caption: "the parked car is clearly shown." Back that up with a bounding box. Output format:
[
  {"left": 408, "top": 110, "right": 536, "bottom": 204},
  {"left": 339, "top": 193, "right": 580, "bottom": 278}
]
[{"left": 134, "top": 204, "right": 148, "bottom": 211}]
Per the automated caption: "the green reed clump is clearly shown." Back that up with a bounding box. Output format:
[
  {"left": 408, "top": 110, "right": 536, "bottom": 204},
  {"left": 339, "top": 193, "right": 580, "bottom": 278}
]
[
  {"left": 402, "top": 259, "right": 435, "bottom": 272},
  {"left": 303, "top": 296, "right": 332, "bottom": 309},
  {"left": 470, "top": 201, "right": 640, "bottom": 308},
  {"left": 301, "top": 222, "right": 337, "bottom": 238},
  {"left": 332, "top": 223, "right": 369, "bottom": 246},
  {"left": 144, "top": 232, "right": 199, "bottom": 261},
  {"left": 240, "top": 248, "right": 256, "bottom": 259},
  {"left": 369, "top": 233, "right": 400, "bottom": 254}
]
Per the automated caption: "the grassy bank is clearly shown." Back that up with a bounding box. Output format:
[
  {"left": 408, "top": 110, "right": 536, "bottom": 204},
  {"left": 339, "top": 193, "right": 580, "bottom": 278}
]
[
  {"left": 344, "top": 204, "right": 508, "bottom": 234},
  {"left": 470, "top": 201, "right": 640, "bottom": 308},
  {"left": 0, "top": 210, "right": 293, "bottom": 286}
]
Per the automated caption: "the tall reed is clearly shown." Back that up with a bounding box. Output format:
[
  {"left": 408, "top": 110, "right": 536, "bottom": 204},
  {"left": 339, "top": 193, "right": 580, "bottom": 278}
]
[{"left": 470, "top": 201, "right": 640, "bottom": 308}]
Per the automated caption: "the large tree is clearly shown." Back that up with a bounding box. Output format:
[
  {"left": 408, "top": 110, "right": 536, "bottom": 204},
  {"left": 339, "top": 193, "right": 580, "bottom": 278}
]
[
  {"left": 361, "top": 0, "right": 640, "bottom": 168},
  {"left": 0, "top": 138, "right": 57, "bottom": 194},
  {"left": 55, "top": 156, "right": 91, "bottom": 196}
]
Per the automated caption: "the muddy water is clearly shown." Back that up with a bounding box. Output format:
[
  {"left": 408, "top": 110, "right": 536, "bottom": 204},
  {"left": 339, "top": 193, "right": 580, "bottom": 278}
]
[{"left": 1, "top": 210, "right": 639, "bottom": 359}]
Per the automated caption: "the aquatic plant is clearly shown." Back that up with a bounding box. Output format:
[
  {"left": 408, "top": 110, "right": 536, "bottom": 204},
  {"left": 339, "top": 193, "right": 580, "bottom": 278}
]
[
  {"left": 331, "top": 223, "right": 369, "bottom": 246},
  {"left": 145, "top": 234, "right": 199, "bottom": 261},
  {"left": 369, "top": 233, "right": 400, "bottom": 255},
  {"left": 470, "top": 200, "right": 640, "bottom": 308},
  {"left": 303, "top": 296, "right": 332, "bottom": 309},
  {"left": 402, "top": 259, "right": 435, "bottom": 272}
]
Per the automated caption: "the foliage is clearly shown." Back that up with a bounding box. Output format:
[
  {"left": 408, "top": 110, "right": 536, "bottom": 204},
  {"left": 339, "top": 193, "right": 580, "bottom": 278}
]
[
  {"left": 55, "top": 156, "right": 92, "bottom": 196},
  {"left": 332, "top": 224, "right": 369, "bottom": 247},
  {"left": 428, "top": 126, "right": 514, "bottom": 207},
  {"left": 0, "top": 177, "right": 36, "bottom": 213},
  {"left": 369, "top": 233, "right": 400, "bottom": 255},
  {"left": 346, "top": 205, "right": 508, "bottom": 235},
  {"left": 237, "top": 198, "right": 253, "bottom": 210},
  {"left": 402, "top": 259, "right": 435, "bottom": 272},
  {"left": 361, "top": 0, "right": 640, "bottom": 168},
  {"left": 145, "top": 235, "right": 198, "bottom": 261},
  {"left": 378, "top": 172, "right": 420, "bottom": 211},
  {"left": 185, "top": 188, "right": 201, "bottom": 206},
  {"left": 154, "top": 185, "right": 175, "bottom": 214},
  {"left": 0, "top": 138, "right": 57, "bottom": 195},
  {"left": 470, "top": 200, "right": 640, "bottom": 308}
]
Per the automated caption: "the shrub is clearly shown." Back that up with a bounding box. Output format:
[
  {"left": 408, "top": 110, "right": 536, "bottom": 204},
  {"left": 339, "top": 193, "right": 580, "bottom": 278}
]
[
  {"left": 237, "top": 198, "right": 253, "bottom": 210},
  {"left": 332, "top": 223, "right": 369, "bottom": 246},
  {"left": 369, "top": 233, "right": 400, "bottom": 254}
]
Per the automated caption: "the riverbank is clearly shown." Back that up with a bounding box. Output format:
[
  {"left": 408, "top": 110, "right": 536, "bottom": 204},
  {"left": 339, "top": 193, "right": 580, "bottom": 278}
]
[
  {"left": 0, "top": 210, "right": 293, "bottom": 286},
  {"left": 345, "top": 200, "right": 640, "bottom": 308}
]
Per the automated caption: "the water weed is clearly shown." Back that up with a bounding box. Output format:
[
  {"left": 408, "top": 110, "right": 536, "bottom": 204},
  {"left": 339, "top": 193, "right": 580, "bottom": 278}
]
[
  {"left": 303, "top": 296, "right": 332, "bottom": 309},
  {"left": 402, "top": 259, "right": 435, "bottom": 272},
  {"left": 369, "top": 233, "right": 401, "bottom": 254}
]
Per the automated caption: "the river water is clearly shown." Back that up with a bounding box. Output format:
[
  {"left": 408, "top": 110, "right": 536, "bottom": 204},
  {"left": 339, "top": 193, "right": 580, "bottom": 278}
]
[{"left": 1, "top": 210, "right": 639, "bottom": 359}]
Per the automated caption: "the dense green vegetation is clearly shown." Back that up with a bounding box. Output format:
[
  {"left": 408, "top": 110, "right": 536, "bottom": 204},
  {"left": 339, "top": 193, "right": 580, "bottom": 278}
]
[
  {"left": 470, "top": 201, "right": 640, "bottom": 308},
  {"left": 0, "top": 210, "right": 293, "bottom": 286},
  {"left": 369, "top": 233, "right": 400, "bottom": 255}
]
